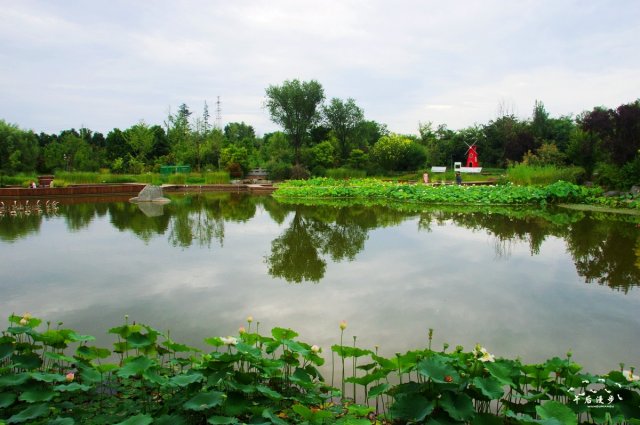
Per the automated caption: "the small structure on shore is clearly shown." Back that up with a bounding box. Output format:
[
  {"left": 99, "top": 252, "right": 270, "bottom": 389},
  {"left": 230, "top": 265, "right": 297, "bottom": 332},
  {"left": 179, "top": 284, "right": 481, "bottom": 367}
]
[
  {"left": 129, "top": 185, "right": 170, "bottom": 204},
  {"left": 455, "top": 142, "right": 482, "bottom": 173}
]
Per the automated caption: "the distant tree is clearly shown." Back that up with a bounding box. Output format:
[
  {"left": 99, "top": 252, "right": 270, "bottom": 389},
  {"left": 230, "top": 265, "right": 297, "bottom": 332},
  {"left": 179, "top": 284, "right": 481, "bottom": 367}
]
[
  {"left": 220, "top": 144, "right": 249, "bottom": 174},
  {"left": 419, "top": 122, "right": 456, "bottom": 167},
  {"left": 566, "top": 128, "right": 600, "bottom": 175},
  {"left": 0, "top": 120, "right": 39, "bottom": 173},
  {"left": 347, "top": 148, "right": 368, "bottom": 169},
  {"left": 354, "top": 120, "right": 388, "bottom": 151},
  {"left": 224, "top": 122, "right": 256, "bottom": 149},
  {"left": 522, "top": 142, "right": 566, "bottom": 166},
  {"left": 44, "top": 130, "right": 97, "bottom": 171},
  {"left": 265, "top": 79, "right": 325, "bottom": 165},
  {"left": 166, "top": 103, "right": 193, "bottom": 165},
  {"left": 323, "top": 98, "right": 364, "bottom": 162},
  {"left": 305, "top": 139, "right": 335, "bottom": 172},
  {"left": 371, "top": 134, "right": 426, "bottom": 171},
  {"left": 483, "top": 115, "right": 535, "bottom": 166},
  {"left": 531, "top": 100, "right": 551, "bottom": 142},
  {"left": 149, "top": 125, "right": 170, "bottom": 159},
  {"left": 105, "top": 128, "right": 130, "bottom": 162},
  {"left": 124, "top": 120, "right": 155, "bottom": 162}
]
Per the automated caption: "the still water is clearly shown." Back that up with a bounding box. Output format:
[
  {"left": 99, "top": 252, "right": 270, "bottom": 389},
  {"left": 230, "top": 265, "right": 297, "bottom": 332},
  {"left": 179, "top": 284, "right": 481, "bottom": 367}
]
[{"left": 1, "top": 193, "right": 639, "bottom": 374}]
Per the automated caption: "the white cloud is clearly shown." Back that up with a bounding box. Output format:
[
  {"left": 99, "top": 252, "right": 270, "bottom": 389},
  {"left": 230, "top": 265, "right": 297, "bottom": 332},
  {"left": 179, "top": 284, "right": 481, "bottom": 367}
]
[{"left": 1, "top": 0, "right": 639, "bottom": 135}]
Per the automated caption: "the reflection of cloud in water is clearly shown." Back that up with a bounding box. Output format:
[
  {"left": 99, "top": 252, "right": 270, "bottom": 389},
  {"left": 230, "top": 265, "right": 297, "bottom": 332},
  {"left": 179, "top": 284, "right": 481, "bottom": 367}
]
[{"left": 1, "top": 200, "right": 640, "bottom": 377}]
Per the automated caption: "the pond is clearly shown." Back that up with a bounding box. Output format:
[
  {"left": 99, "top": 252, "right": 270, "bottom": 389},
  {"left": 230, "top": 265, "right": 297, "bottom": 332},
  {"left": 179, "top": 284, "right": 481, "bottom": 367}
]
[{"left": 1, "top": 192, "right": 639, "bottom": 375}]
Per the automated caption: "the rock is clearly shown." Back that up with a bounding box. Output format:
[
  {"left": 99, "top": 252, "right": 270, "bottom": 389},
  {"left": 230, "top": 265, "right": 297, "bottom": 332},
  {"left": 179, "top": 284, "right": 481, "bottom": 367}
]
[
  {"left": 630, "top": 186, "right": 640, "bottom": 197},
  {"left": 130, "top": 185, "right": 170, "bottom": 203},
  {"left": 603, "top": 190, "right": 621, "bottom": 197}
]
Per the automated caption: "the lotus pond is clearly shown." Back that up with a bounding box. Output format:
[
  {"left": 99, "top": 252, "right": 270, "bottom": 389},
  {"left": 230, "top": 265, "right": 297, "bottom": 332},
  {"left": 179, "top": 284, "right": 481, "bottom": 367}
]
[{"left": 1, "top": 192, "right": 639, "bottom": 377}]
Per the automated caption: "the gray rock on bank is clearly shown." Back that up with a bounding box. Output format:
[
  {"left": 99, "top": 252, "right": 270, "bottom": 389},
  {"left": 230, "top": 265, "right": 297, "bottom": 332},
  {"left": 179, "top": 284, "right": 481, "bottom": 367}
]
[{"left": 129, "top": 185, "right": 170, "bottom": 203}]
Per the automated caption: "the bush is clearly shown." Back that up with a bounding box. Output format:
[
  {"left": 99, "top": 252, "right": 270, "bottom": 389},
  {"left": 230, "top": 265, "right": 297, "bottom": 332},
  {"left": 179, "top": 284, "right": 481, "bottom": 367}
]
[
  {"left": 326, "top": 167, "right": 367, "bottom": 179},
  {"left": 595, "top": 159, "right": 640, "bottom": 190},
  {"left": 311, "top": 165, "right": 327, "bottom": 177},
  {"left": 290, "top": 164, "right": 310, "bottom": 180},
  {"left": 267, "top": 161, "right": 291, "bottom": 181},
  {"left": 226, "top": 162, "right": 244, "bottom": 178}
]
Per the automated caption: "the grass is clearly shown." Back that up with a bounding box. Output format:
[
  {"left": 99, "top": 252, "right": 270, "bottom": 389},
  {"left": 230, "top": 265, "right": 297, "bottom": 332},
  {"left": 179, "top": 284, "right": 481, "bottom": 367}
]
[
  {"left": 0, "top": 171, "right": 232, "bottom": 187},
  {"left": 507, "top": 164, "right": 585, "bottom": 185}
]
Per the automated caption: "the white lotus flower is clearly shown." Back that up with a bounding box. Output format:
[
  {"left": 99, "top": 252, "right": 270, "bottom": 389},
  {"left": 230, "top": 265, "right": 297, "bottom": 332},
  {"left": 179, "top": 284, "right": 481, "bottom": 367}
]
[
  {"left": 473, "top": 345, "right": 495, "bottom": 362},
  {"left": 221, "top": 336, "right": 238, "bottom": 346},
  {"left": 311, "top": 345, "right": 320, "bottom": 353},
  {"left": 623, "top": 370, "right": 639, "bottom": 382}
]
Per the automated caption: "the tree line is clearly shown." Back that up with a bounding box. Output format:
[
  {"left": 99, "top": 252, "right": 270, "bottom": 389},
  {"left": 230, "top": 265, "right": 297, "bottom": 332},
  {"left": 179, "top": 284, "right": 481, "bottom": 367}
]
[{"left": 1, "top": 79, "right": 639, "bottom": 187}]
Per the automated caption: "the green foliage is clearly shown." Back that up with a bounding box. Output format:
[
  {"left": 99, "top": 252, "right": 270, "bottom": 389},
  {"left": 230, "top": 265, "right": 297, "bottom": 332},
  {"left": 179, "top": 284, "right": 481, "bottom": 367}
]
[
  {"left": 274, "top": 178, "right": 608, "bottom": 208},
  {"left": 204, "top": 171, "right": 230, "bottom": 184},
  {"left": 507, "top": 164, "right": 586, "bottom": 185},
  {"left": 522, "top": 142, "right": 566, "bottom": 167},
  {"left": 1, "top": 313, "right": 637, "bottom": 424},
  {"left": 323, "top": 98, "right": 365, "bottom": 161},
  {"left": 326, "top": 168, "right": 367, "bottom": 179},
  {"left": 265, "top": 79, "right": 325, "bottom": 165},
  {"left": 370, "top": 134, "right": 426, "bottom": 171},
  {"left": 168, "top": 173, "right": 187, "bottom": 184}
]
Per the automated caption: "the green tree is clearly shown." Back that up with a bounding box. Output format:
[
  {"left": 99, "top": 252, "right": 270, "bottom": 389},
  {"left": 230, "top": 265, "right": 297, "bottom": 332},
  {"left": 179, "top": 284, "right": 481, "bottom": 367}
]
[
  {"left": 305, "top": 139, "right": 336, "bottom": 172},
  {"left": 43, "top": 129, "right": 97, "bottom": 171},
  {"left": 370, "top": 134, "right": 426, "bottom": 172},
  {"left": 265, "top": 79, "right": 325, "bottom": 165},
  {"left": 0, "top": 120, "right": 39, "bottom": 173},
  {"left": 167, "top": 103, "right": 193, "bottom": 165},
  {"left": 220, "top": 144, "right": 249, "bottom": 175},
  {"left": 354, "top": 120, "right": 387, "bottom": 151},
  {"left": 105, "top": 128, "right": 130, "bottom": 163},
  {"left": 124, "top": 120, "right": 155, "bottom": 163},
  {"left": 224, "top": 122, "right": 256, "bottom": 149},
  {"left": 323, "top": 98, "right": 364, "bottom": 162}
]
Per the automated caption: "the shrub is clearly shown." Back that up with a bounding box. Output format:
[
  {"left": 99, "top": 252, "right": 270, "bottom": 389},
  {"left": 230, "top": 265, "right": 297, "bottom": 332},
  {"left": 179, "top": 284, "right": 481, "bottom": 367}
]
[
  {"left": 290, "top": 164, "right": 311, "bottom": 180},
  {"left": 326, "top": 167, "right": 367, "bottom": 179},
  {"left": 267, "top": 161, "right": 291, "bottom": 181}
]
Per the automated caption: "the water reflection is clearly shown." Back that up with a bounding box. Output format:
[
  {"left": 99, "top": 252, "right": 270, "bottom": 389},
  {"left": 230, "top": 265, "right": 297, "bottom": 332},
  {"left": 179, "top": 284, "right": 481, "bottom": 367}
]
[{"left": 1, "top": 193, "right": 640, "bottom": 292}]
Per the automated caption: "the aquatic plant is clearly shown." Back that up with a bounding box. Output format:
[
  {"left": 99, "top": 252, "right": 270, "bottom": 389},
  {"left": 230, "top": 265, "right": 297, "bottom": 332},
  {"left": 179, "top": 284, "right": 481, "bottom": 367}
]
[
  {"left": 274, "top": 178, "right": 626, "bottom": 208},
  {"left": 1, "top": 313, "right": 638, "bottom": 424}
]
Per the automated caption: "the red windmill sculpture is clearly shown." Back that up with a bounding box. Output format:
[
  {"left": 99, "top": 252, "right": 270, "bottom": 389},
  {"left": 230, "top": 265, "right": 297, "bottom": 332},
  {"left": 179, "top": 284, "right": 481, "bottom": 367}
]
[{"left": 465, "top": 142, "right": 479, "bottom": 168}]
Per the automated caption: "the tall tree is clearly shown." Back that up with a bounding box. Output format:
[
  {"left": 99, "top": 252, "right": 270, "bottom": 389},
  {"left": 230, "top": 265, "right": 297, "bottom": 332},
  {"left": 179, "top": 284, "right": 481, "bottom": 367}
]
[
  {"left": 124, "top": 120, "right": 155, "bottom": 162},
  {"left": 265, "top": 79, "right": 325, "bottom": 165},
  {"left": 323, "top": 98, "right": 364, "bottom": 162},
  {"left": 0, "top": 120, "right": 39, "bottom": 173}
]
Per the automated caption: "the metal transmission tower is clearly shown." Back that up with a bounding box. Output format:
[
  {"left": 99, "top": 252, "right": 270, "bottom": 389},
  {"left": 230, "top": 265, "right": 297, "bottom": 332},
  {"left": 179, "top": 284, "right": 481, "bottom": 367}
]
[{"left": 215, "top": 96, "right": 222, "bottom": 129}]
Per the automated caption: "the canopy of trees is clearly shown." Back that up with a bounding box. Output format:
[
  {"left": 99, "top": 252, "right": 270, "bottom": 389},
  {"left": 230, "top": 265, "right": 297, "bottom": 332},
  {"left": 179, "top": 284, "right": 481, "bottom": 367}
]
[{"left": 1, "top": 82, "right": 639, "bottom": 188}]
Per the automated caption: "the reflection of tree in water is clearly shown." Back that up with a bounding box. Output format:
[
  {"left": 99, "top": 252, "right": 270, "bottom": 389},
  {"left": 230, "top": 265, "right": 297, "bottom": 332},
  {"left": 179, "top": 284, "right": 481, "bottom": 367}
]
[
  {"left": 0, "top": 213, "right": 43, "bottom": 242},
  {"left": 417, "top": 207, "right": 566, "bottom": 258},
  {"left": 266, "top": 203, "right": 407, "bottom": 283},
  {"left": 109, "top": 202, "right": 171, "bottom": 243},
  {"left": 564, "top": 214, "right": 640, "bottom": 293},
  {"left": 168, "top": 197, "right": 223, "bottom": 248},
  {"left": 3, "top": 194, "right": 640, "bottom": 291},
  {"left": 267, "top": 211, "right": 326, "bottom": 283},
  {"left": 64, "top": 203, "right": 107, "bottom": 231},
  {"left": 166, "top": 193, "right": 259, "bottom": 248}
]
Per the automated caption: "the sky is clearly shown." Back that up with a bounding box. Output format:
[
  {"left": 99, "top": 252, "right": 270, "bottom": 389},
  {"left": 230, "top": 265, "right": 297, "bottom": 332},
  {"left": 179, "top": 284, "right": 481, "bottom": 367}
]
[{"left": 1, "top": 0, "right": 639, "bottom": 137}]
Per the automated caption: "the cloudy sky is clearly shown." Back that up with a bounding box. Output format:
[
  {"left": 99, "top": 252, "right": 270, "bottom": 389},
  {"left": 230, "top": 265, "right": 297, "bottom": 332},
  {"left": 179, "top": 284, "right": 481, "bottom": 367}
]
[{"left": 1, "top": 0, "right": 639, "bottom": 136}]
